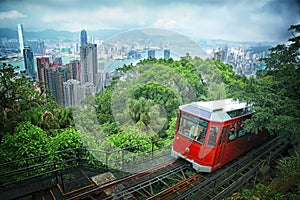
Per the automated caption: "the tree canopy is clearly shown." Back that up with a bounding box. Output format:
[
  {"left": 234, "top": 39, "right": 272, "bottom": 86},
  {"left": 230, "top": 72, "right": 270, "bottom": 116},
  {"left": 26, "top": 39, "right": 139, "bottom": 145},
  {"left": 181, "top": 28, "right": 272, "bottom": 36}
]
[
  {"left": 231, "top": 25, "right": 300, "bottom": 140},
  {"left": 0, "top": 63, "right": 74, "bottom": 138}
]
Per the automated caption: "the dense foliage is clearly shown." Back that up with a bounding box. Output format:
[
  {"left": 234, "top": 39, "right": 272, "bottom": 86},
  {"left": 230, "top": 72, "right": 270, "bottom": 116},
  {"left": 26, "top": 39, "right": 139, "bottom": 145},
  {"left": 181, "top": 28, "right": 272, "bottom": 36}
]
[
  {"left": 227, "top": 24, "right": 300, "bottom": 199},
  {"left": 0, "top": 122, "right": 49, "bottom": 163},
  {"left": 0, "top": 64, "right": 74, "bottom": 138},
  {"left": 227, "top": 152, "right": 300, "bottom": 200},
  {"left": 98, "top": 57, "right": 241, "bottom": 140},
  {"left": 231, "top": 25, "right": 300, "bottom": 139}
]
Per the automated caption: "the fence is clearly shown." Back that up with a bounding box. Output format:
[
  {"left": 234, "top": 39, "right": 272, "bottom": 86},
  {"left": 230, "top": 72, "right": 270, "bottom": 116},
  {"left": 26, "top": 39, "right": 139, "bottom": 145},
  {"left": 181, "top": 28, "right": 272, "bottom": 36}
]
[{"left": 0, "top": 136, "right": 173, "bottom": 197}]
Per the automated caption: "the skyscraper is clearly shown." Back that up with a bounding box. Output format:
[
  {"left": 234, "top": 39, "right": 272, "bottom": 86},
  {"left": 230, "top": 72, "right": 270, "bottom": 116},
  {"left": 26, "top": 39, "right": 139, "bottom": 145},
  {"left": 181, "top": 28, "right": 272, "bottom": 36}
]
[
  {"left": 80, "top": 30, "right": 87, "bottom": 46},
  {"left": 23, "top": 46, "right": 37, "bottom": 79},
  {"left": 36, "top": 56, "right": 50, "bottom": 83},
  {"left": 68, "top": 60, "right": 80, "bottom": 80},
  {"left": 164, "top": 49, "right": 170, "bottom": 59},
  {"left": 80, "top": 43, "right": 97, "bottom": 85},
  {"left": 18, "top": 24, "right": 25, "bottom": 54},
  {"left": 63, "top": 79, "right": 81, "bottom": 107},
  {"left": 148, "top": 49, "right": 155, "bottom": 59}
]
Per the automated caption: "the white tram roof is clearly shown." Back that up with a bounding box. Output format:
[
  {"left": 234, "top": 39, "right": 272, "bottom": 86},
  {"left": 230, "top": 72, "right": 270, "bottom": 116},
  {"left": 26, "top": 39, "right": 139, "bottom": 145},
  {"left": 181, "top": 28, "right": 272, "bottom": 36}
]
[{"left": 179, "top": 98, "right": 252, "bottom": 122}]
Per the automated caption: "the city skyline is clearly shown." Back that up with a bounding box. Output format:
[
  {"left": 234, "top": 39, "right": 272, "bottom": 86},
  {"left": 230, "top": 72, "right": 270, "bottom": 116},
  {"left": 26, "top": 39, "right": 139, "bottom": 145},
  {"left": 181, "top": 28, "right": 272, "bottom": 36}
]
[{"left": 0, "top": 0, "right": 299, "bottom": 42}]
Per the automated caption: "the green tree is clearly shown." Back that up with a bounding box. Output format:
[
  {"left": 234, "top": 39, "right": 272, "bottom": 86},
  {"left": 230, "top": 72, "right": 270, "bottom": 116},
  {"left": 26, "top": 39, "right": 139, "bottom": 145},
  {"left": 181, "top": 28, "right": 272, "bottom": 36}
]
[
  {"left": 108, "top": 125, "right": 153, "bottom": 152},
  {"left": 0, "top": 63, "right": 74, "bottom": 137},
  {"left": 232, "top": 24, "right": 300, "bottom": 138},
  {"left": 0, "top": 64, "right": 46, "bottom": 137},
  {"left": 129, "top": 97, "right": 153, "bottom": 126},
  {"left": 132, "top": 82, "right": 180, "bottom": 121},
  {"left": 95, "top": 87, "right": 114, "bottom": 124},
  {"left": 0, "top": 122, "right": 49, "bottom": 163}
]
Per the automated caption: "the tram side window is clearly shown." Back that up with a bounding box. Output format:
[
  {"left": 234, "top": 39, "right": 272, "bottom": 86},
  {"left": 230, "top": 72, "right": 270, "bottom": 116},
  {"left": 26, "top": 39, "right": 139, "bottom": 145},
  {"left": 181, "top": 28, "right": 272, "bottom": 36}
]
[
  {"left": 238, "top": 121, "right": 246, "bottom": 137},
  {"left": 219, "top": 126, "right": 228, "bottom": 146},
  {"left": 207, "top": 126, "right": 219, "bottom": 147},
  {"left": 229, "top": 122, "right": 238, "bottom": 141},
  {"left": 228, "top": 120, "right": 247, "bottom": 141}
]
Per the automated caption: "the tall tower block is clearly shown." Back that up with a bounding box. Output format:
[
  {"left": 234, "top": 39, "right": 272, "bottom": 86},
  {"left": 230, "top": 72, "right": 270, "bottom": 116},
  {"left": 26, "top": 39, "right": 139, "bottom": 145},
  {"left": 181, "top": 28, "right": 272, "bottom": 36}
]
[
  {"left": 80, "top": 44, "right": 97, "bottom": 85},
  {"left": 80, "top": 30, "right": 87, "bottom": 46},
  {"left": 23, "top": 46, "right": 37, "bottom": 79},
  {"left": 18, "top": 24, "right": 25, "bottom": 54}
]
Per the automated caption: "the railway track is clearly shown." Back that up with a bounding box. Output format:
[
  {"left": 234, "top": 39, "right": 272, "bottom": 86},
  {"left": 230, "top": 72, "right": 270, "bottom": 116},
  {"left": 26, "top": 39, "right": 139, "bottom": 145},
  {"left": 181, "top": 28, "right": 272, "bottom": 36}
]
[
  {"left": 66, "top": 159, "right": 185, "bottom": 200},
  {"left": 175, "top": 134, "right": 290, "bottom": 200},
  {"left": 66, "top": 135, "right": 289, "bottom": 200},
  {"left": 104, "top": 161, "right": 198, "bottom": 200}
]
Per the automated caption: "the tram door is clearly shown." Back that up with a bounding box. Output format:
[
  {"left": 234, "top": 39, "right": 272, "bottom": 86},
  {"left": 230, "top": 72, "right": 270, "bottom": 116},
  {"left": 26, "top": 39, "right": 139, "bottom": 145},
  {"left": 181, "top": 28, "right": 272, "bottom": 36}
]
[{"left": 214, "top": 126, "right": 228, "bottom": 167}]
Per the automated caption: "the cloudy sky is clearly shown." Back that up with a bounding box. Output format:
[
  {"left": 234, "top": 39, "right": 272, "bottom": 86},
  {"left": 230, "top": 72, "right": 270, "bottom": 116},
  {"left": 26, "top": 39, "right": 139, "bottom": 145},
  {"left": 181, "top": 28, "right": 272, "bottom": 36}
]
[{"left": 0, "top": 0, "right": 299, "bottom": 42}]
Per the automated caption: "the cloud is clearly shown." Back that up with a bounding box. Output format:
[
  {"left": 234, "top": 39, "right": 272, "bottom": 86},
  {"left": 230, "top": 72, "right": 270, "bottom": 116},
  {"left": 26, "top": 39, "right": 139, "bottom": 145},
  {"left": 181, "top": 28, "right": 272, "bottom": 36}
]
[
  {"left": 0, "top": 0, "right": 299, "bottom": 42},
  {"left": 0, "top": 10, "right": 27, "bottom": 20},
  {"left": 38, "top": 6, "right": 152, "bottom": 31}
]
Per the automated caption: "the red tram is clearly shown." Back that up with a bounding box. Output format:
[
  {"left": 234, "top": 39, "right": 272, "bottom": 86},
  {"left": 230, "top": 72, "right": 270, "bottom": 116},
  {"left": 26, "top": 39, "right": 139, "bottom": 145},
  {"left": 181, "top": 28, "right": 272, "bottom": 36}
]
[{"left": 171, "top": 99, "right": 269, "bottom": 172}]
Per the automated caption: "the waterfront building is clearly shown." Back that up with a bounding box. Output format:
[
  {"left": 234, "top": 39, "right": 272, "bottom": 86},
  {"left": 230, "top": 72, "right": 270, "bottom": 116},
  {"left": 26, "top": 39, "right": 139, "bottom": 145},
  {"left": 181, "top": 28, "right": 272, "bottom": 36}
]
[
  {"left": 164, "top": 49, "right": 170, "bottom": 59},
  {"left": 80, "top": 30, "right": 88, "bottom": 46},
  {"left": 17, "top": 24, "right": 25, "bottom": 54},
  {"left": 1, "top": 38, "right": 19, "bottom": 49},
  {"left": 28, "top": 40, "right": 39, "bottom": 55},
  {"left": 23, "top": 46, "right": 36, "bottom": 79},
  {"left": 148, "top": 49, "right": 155, "bottom": 59},
  {"left": 26, "top": 40, "right": 45, "bottom": 55}
]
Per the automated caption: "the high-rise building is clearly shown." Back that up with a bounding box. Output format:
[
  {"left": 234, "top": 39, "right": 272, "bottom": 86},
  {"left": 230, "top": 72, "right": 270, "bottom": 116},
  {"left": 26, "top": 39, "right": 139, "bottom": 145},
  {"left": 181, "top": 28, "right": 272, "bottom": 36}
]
[
  {"left": 44, "top": 65, "right": 72, "bottom": 106},
  {"left": 80, "top": 30, "right": 87, "bottom": 46},
  {"left": 36, "top": 56, "right": 51, "bottom": 83},
  {"left": 63, "top": 79, "right": 81, "bottom": 107},
  {"left": 54, "top": 56, "right": 63, "bottom": 65},
  {"left": 63, "top": 80, "right": 95, "bottom": 108},
  {"left": 148, "top": 49, "right": 155, "bottom": 59},
  {"left": 27, "top": 40, "right": 45, "bottom": 55},
  {"left": 23, "top": 46, "right": 37, "bottom": 79},
  {"left": 214, "top": 49, "right": 226, "bottom": 62},
  {"left": 80, "top": 43, "right": 97, "bottom": 85},
  {"left": 18, "top": 24, "right": 25, "bottom": 54},
  {"left": 68, "top": 60, "right": 80, "bottom": 80},
  {"left": 164, "top": 49, "right": 170, "bottom": 59},
  {"left": 39, "top": 41, "right": 45, "bottom": 55},
  {"left": 82, "top": 82, "right": 96, "bottom": 97},
  {"left": 28, "top": 40, "right": 39, "bottom": 54}
]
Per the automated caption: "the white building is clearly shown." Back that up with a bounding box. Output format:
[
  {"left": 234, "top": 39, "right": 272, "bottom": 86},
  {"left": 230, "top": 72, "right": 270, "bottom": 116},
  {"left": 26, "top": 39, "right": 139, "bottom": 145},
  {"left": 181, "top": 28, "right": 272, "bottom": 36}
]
[
  {"left": 63, "top": 79, "right": 81, "bottom": 107},
  {"left": 17, "top": 24, "right": 25, "bottom": 54}
]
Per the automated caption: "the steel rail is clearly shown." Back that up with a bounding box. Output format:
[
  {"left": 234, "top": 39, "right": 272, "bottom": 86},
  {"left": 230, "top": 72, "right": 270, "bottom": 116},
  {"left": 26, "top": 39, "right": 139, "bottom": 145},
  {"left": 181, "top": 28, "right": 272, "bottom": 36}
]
[
  {"left": 174, "top": 135, "right": 289, "bottom": 200},
  {"left": 145, "top": 173, "right": 203, "bottom": 200},
  {"left": 66, "top": 159, "right": 177, "bottom": 200},
  {"left": 104, "top": 164, "right": 189, "bottom": 199}
]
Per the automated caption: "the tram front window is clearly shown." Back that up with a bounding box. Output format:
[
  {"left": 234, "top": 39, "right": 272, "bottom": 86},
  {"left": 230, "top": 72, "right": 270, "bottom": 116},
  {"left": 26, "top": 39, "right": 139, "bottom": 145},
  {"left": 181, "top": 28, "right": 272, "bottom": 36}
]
[{"left": 178, "top": 112, "right": 208, "bottom": 143}]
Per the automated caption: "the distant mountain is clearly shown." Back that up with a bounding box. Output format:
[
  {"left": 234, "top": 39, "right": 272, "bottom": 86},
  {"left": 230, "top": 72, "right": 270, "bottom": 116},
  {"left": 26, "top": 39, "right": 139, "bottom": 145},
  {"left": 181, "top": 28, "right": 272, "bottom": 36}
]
[
  {"left": 0, "top": 28, "right": 123, "bottom": 41},
  {"left": 105, "top": 28, "right": 209, "bottom": 58},
  {"left": 0, "top": 28, "right": 18, "bottom": 39},
  {"left": 25, "top": 29, "right": 78, "bottom": 40},
  {"left": 89, "top": 29, "right": 125, "bottom": 40},
  {"left": 198, "top": 39, "right": 277, "bottom": 48}
]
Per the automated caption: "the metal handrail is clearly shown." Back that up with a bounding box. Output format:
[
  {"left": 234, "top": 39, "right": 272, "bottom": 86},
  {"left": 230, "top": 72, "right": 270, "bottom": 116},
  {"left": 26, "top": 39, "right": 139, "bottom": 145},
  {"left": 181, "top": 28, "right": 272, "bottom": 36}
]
[{"left": 0, "top": 136, "right": 173, "bottom": 188}]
